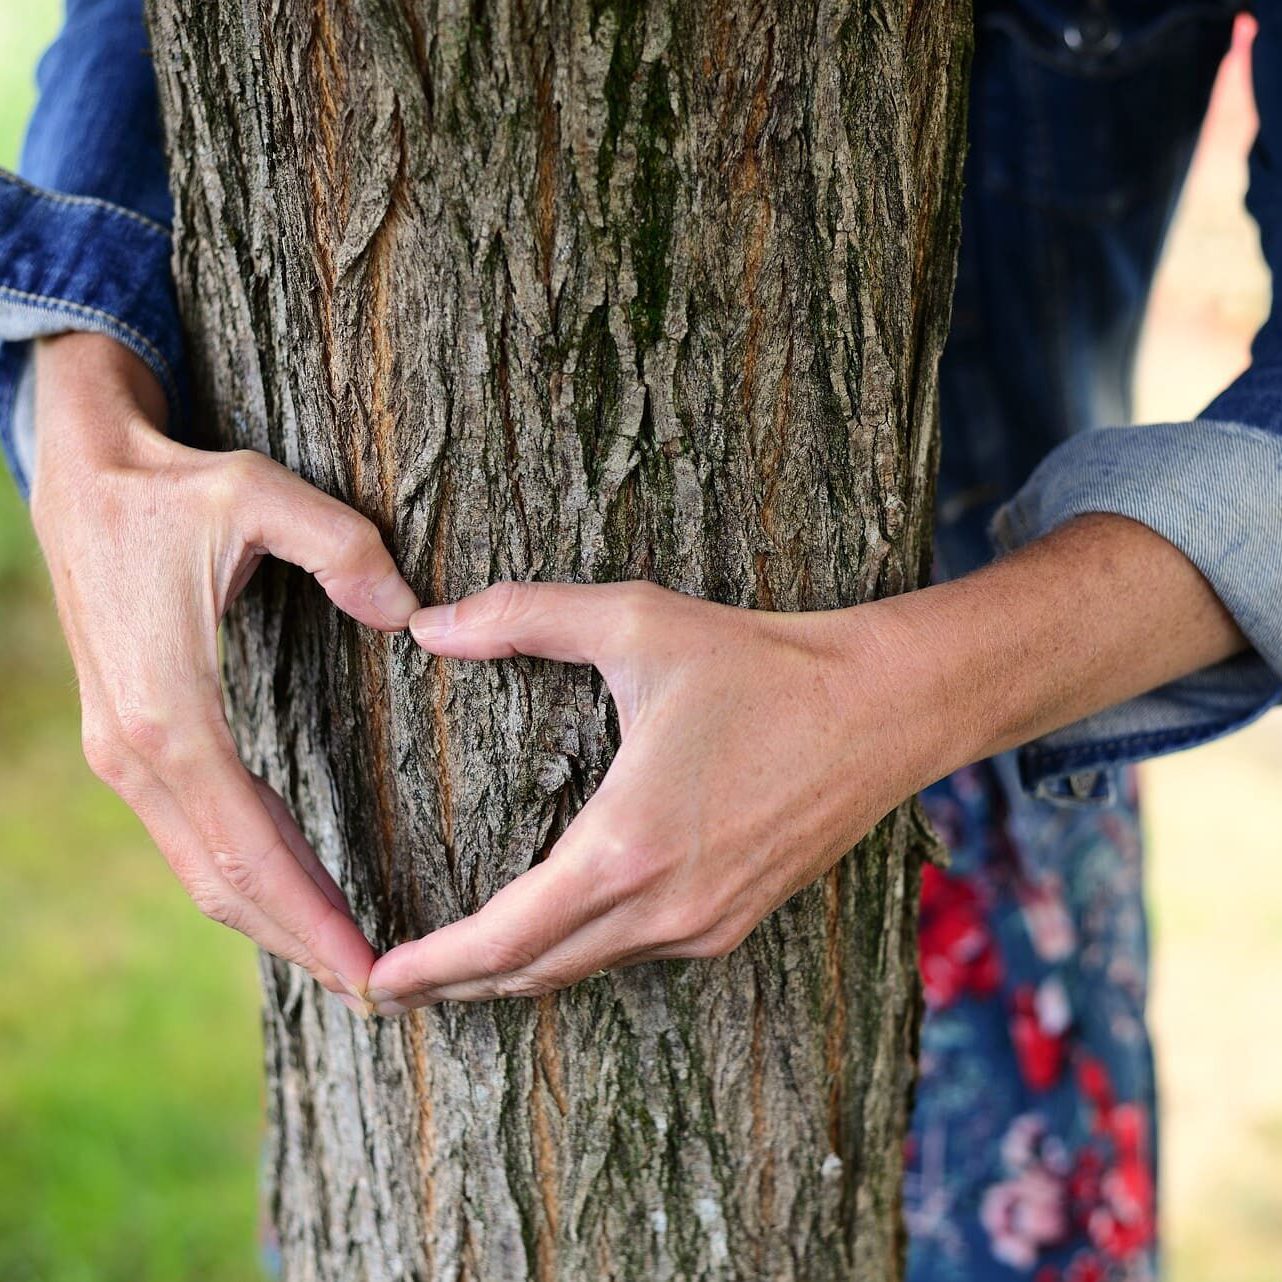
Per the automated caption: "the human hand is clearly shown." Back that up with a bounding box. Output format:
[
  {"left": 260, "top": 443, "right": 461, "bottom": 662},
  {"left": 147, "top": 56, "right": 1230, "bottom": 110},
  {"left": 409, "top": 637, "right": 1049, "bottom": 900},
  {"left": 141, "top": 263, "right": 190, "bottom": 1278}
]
[
  {"left": 30, "top": 332, "right": 419, "bottom": 1011},
  {"left": 364, "top": 579, "right": 942, "bottom": 1012},
  {"left": 364, "top": 488, "right": 1249, "bottom": 1013}
]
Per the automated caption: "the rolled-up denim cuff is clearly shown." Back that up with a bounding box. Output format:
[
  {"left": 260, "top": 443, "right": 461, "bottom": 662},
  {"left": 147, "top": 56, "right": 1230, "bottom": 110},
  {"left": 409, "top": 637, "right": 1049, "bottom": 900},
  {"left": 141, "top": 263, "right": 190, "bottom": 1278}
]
[
  {"left": 0, "top": 170, "right": 187, "bottom": 499},
  {"left": 991, "top": 418, "right": 1282, "bottom": 802}
]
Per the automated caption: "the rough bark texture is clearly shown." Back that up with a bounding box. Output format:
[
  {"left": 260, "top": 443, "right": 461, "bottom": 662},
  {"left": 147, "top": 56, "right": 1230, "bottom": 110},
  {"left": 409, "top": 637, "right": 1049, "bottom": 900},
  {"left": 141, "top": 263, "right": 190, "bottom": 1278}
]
[{"left": 146, "top": 2, "right": 969, "bottom": 1278}]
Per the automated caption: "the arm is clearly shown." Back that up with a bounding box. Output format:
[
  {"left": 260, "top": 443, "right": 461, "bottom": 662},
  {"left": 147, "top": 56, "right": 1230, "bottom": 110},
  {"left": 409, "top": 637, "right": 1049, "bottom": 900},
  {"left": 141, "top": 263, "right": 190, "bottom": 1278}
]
[
  {"left": 364, "top": 516, "right": 1243, "bottom": 1012},
  {"left": 1, "top": 0, "right": 186, "bottom": 490},
  {"left": 31, "top": 333, "right": 423, "bottom": 1010},
  {"left": 8, "top": 6, "right": 422, "bottom": 1008},
  {"left": 974, "top": 10, "right": 1282, "bottom": 799}
]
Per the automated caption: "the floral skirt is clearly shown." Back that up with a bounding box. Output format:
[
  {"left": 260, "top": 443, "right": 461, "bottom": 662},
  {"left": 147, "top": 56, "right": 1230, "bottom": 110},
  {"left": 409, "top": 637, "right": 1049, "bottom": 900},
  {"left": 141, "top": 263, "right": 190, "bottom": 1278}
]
[{"left": 906, "top": 760, "right": 1157, "bottom": 1282}]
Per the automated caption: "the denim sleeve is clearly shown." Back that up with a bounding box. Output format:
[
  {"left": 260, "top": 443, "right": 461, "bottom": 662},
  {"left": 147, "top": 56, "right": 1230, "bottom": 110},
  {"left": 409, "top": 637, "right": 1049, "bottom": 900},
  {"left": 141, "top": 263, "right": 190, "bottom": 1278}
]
[
  {"left": 991, "top": 420, "right": 1282, "bottom": 803},
  {"left": 989, "top": 14, "right": 1282, "bottom": 805},
  {"left": 0, "top": 0, "right": 186, "bottom": 499}
]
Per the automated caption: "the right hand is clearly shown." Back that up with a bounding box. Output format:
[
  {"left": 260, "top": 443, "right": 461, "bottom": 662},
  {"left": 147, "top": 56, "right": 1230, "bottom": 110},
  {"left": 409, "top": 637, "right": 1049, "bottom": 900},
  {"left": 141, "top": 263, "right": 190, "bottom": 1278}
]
[{"left": 29, "top": 332, "right": 417, "bottom": 1013}]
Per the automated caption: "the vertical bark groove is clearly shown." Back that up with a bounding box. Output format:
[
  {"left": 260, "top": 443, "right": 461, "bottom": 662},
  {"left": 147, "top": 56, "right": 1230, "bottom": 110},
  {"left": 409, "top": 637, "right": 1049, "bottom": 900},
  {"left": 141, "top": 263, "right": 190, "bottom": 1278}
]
[{"left": 146, "top": 2, "right": 971, "bottom": 1277}]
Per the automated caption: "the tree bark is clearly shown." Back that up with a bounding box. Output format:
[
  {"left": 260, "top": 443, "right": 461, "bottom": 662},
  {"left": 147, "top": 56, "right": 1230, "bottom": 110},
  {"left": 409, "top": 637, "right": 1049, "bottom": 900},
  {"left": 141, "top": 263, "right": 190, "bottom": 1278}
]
[{"left": 145, "top": 2, "right": 969, "bottom": 1278}]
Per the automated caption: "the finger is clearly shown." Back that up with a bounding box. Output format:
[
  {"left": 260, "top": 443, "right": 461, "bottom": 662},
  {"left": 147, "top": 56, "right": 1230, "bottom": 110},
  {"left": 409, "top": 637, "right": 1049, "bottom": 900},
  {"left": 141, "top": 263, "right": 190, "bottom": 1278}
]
[
  {"left": 377, "top": 898, "right": 730, "bottom": 1011},
  {"left": 120, "top": 765, "right": 367, "bottom": 1005},
  {"left": 365, "top": 837, "right": 614, "bottom": 1008},
  {"left": 408, "top": 579, "right": 658, "bottom": 664},
  {"left": 149, "top": 714, "right": 377, "bottom": 993},
  {"left": 227, "top": 450, "right": 419, "bottom": 630},
  {"left": 382, "top": 909, "right": 641, "bottom": 1009},
  {"left": 251, "top": 775, "right": 353, "bottom": 918}
]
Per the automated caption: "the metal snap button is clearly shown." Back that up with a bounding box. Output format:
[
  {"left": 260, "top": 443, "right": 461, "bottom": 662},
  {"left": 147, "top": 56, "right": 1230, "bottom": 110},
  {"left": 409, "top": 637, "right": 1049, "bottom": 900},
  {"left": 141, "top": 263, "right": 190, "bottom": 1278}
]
[{"left": 1063, "top": 17, "right": 1122, "bottom": 55}]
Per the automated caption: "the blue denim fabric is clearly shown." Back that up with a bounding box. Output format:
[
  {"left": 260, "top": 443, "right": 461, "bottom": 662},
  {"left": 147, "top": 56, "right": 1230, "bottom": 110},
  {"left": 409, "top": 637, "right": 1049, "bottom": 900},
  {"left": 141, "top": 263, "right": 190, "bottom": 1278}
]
[
  {"left": 0, "top": 0, "right": 185, "bottom": 496},
  {"left": 0, "top": 0, "right": 1279, "bottom": 803},
  {"left": 903, "top": 12, "right": 1246, "bottom": 1281},
  {"left": 992, "top": 419, "right": 1282, "bottom": 800},
  {"left": 936, "top": 0, "right": 1282, "bottom": 802}
]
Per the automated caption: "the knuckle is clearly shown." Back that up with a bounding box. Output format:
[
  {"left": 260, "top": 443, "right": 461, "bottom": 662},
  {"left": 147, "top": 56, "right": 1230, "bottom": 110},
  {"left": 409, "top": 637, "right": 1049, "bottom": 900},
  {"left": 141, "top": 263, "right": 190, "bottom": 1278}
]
[
  {"left": 189, "top": 883, "right": 239, "bottom": 928},
  {"left": 80, "top": 727, "right": 130, "bottom": 787},
  {"left": 473, "top": 579, "right": 531, "bottom": 626},
  {"left": 115, "top": 687, "right": 229, "bottom": 772},
  {"left": 608, "top": 580, "right": 661, "bottom": 650},
  {"left": 115, "top": 704, "right": 176, "bottom": 760},
  {"left": 583, "top": 817, "right": 668, "bottom": 901},
  {"left": 212, "top": 847, "right": 262, "bottom": 901},
  {"left": 646, "top": 903, "right": 710, "bottom": 948},
  {"left": 492, "top": 971, "right": 555, "bottom": 1000},
  {"left": 288, "top": 914, "right": 325, "bottom": 957},
  {"left": 333, "top": 509, "right": 383, "bottom": 564},
  {"left": 206, "top": 449, "right": 265, "bottom": 512},
  {"left": 686, "top": 923, "right": 745, "bottom": 960},
  {"left": 227, "top": 448, "right": 269, "bottom": 483},
  {"left": 607, "top": 845, "right": 664, "bottom": 901},
  {"left": 475, "top": 934, "right": 539, "bottom": 978},
  {"left": 622, "top": 578, "right": 663, "bottom": 606},
  {"left": 561, "top": 811, "right": 680, "bottom": 929},
  {"left": 646, "top": 902, "right": 738, "bottom": 953}
]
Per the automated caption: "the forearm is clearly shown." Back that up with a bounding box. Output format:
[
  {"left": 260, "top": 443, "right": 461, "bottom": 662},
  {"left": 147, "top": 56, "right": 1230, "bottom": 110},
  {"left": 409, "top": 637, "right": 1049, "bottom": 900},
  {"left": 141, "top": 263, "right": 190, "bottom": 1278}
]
[
  {"left": 1, "top": 0, "right": 184, "bottom": 499},
  {"left": 868, "top": 513, "right": 1248, "bottom": 791}
]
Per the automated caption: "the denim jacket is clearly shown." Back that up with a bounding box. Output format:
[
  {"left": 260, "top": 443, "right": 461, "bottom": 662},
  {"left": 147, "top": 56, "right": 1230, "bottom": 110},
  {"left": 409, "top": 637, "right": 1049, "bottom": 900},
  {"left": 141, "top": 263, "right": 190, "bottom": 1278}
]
[{"left": 1, "top": 0, "right": 1280, "bottom": 803}]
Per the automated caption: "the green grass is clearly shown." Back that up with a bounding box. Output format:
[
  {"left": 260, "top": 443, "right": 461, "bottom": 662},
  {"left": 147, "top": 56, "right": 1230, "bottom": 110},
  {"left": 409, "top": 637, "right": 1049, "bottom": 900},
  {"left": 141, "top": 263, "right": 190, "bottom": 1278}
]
[
  {"left": 0, "top": 514, "right": 267, "bottom": 1282},
  {"left": 0, "top": 498, "right": 266, "bottom": 1282},
  {"left": 0, "top": 6, "right": 55, "bottom": 170},
  {"left": 1, "top": 10, "right": 266, "bottom": 1278}
]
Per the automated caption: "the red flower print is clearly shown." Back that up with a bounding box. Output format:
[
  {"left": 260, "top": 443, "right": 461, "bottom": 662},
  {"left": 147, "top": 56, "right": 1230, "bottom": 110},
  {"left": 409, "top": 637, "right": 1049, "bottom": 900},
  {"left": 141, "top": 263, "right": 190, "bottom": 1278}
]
[
  {"left": 1065, "top": 1059, "right": 1156, "bottom": 1264},
  {"left": 1011, "top": 978, "right": 1072, "bottom": 1091},
  {"left": 1086, "top": 1105, "right": 1155, "bottom": 1259},
  {"left": 918, "top": 865, "right": 1003, "bottom": 1009},
  {"left": 1075, "top": 1056, "right": 1114, "bottom": 1115},
  {"left": 1068, "top": 1147, "right": 1104, "bottom": 1209},
  {"left": 1064, "top": 1251, "right": 1108, "bottom": 1282}
]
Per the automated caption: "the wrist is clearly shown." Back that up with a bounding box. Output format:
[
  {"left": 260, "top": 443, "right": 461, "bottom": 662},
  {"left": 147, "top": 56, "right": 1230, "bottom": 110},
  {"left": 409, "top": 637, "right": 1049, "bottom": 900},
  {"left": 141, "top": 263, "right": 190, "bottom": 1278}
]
[
  {"left": 850, "top": 514, "right": 1247, "bottom": 792},
  {"left": 35, "top": 332, "right": 168, "bottom": 423},
  {"left": 850, "top": 589, "right": 998, "bottom": 795},
  {"left": 31, "top": 333, "right": 172, "bottom": 499},
  {"left": 802, "top": 596, "right": 981, "bottom": 813},
  {"left": 857, "top": 583, "right": 1023, "bottom": 788}
]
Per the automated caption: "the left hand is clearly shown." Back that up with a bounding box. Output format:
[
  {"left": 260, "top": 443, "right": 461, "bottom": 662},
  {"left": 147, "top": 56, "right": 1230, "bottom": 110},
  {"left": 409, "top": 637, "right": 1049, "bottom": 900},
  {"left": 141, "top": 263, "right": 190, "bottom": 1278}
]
[
  {"left": 365, "top": 580, "right": 937, "bottom": 1013},
  {"left": 364, "top": 510, "right": 1248, "bottom": 1014}
]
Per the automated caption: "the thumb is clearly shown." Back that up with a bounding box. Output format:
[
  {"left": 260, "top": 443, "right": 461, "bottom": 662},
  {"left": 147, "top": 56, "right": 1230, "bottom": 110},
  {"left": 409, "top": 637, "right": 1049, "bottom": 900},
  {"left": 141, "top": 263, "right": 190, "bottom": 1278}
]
[{"left": 409, "top": 579, "right": 661, "bottom": 666}]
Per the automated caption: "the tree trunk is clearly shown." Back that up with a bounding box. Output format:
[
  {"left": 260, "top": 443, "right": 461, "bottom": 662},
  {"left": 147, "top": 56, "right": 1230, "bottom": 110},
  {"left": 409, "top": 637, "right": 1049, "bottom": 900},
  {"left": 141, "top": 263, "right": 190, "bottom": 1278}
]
[{"left": 145, "top": 2, "right": 969, "bottom": 1278}]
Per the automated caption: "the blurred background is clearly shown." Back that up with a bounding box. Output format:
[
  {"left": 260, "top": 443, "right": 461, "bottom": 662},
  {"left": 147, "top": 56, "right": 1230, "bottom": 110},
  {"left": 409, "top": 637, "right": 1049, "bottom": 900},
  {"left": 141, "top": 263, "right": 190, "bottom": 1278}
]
[{"left": 1, "top": 7, "right": 1279, "bottom": 1281}]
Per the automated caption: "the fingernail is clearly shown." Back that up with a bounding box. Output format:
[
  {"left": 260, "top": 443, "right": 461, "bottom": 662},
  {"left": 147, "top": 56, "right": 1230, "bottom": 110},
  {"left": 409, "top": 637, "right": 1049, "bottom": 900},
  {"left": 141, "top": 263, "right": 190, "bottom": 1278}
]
[
  {"left": 335, "top": 972, "right": 367, "bottom": 1001},
  {"left": 374, "top": 999, "right": 411, "bottom": 1017},
  {"left": 409, "top": 604, "right": 457, "bottom": 642},
  {"left": 371, "top": 574, "right": 420, "bottom": 627},
  {"left": 366, "top": 987, "right": 394, "bottom": 1003},
  {"left": 335, "top": 972, "right": 373, "bottom": 1017}
]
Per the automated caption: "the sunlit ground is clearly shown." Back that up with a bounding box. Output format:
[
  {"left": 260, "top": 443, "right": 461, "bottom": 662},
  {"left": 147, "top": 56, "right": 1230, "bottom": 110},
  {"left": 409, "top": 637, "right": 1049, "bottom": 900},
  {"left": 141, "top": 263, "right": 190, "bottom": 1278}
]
[{"left": 0, "top": 8, "right": 1278, "bottom": 1281}]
